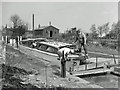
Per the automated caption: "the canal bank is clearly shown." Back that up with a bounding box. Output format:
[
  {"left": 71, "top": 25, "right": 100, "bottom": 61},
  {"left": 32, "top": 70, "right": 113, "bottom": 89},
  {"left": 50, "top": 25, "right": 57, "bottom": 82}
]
[
  {"left": 6, "top": 44, "right": 119, "bottom": 89},
  {"left": 8, "top": 44, "right": 105, "bottom": 88}
]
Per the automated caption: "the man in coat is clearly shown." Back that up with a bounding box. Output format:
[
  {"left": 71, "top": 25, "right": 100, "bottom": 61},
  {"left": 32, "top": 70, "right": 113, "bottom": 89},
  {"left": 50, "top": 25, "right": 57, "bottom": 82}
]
[{"left": 74, "top": 30, "right": 88, "bottom": 58}]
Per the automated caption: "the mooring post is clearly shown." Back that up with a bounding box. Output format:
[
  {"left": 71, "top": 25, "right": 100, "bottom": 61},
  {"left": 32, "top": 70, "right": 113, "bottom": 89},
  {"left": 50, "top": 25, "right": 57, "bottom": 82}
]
[
  {"left": 61, "top": 51, "right": 63, "bottom": 77},
  {"left": 63, "top": 51, "right": 66, "bottom": 78},
  {"left": 113, "top": 54, "right": 116, "bottom": 64},
  {"left": 96, "top": 57, "right": 98, "bottom": 68},
  {"left": 61, "top": 51, "right": 66, "bottom": 78}
]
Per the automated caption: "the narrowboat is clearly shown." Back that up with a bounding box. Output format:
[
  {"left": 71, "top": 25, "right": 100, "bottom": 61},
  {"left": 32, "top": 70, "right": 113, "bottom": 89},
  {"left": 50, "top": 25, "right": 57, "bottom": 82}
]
[
  {"left": 19, "top": 38, "right": 81, "bottom": 66},
  {"left": 19, "top": 38, "right": 116, "bottom": 72}
]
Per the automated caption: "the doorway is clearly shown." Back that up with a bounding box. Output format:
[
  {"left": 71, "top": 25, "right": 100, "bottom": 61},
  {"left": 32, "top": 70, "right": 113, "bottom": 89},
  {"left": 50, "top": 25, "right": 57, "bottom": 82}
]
[{"left": 50, "top": 31, "right": 53, "bottom": 37}]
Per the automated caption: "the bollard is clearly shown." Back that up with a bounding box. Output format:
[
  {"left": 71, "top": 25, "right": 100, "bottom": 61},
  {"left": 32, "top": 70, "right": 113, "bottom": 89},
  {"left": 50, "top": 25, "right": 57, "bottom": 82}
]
[{"left": 61, "top": 51, "right": 66, "bottom": 78}]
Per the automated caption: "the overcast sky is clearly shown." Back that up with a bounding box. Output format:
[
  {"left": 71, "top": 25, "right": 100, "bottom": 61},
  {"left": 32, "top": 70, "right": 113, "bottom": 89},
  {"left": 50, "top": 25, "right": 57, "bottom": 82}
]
[{"left": 2, "top": 2, "right": 118, "bottom": 33}]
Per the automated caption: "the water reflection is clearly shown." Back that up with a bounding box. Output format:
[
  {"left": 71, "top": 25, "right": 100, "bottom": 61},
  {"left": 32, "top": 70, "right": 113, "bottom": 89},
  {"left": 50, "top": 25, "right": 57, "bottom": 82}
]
[{"left": 83, "top": 74, "right": 118, "bottom": 88}]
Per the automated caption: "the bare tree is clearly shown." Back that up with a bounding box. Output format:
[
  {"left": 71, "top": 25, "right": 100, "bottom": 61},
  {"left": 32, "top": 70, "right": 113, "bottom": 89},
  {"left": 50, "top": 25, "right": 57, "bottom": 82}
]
[
  {"left": 10, "top": 14, "right": 28, "bottom": 47},
  {"left": 10, "top": 14, "right": 22, "bottom": 28},
  {"left": 97, "top": 22, "right": 110, "bottom": 38},
  {"left": 102, "top": 22, "right": 109, "bottom": 35},
  {"left": 97, "top": 26, "right": 103, "bottom": 38},
  {"left": 90, "top": 24, "right": 98, "bottom": 39}
]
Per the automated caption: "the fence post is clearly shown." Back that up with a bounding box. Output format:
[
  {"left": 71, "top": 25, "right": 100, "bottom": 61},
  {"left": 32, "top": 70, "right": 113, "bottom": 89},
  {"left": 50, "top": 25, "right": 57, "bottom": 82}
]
[
  {"left": 85, "top": 63, "right": 87, "bottom": 70},
  {"left": 45, "top": 65, "right": 48, "bottom": 88},
  {"left": 72, "top": 60, "right": 74, "bottom": 72},
  {"left": 113, "top": 54, "right": 116, "bottom": 64},
  {"left": 96, "top": 57, "right": 98, "bottom": 68},
  {"left": 5, "top": 36, "right": 8, "bottom": 44}
]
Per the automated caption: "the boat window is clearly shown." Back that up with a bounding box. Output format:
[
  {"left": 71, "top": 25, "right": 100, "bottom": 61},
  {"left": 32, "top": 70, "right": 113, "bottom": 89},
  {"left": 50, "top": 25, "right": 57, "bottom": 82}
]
[
  {"left": 46, "top": 46, "right": 58, "bottom": 54},
  {"left": 27, "top": 40, "right": 34, "bottom": 47},
  {"left": 35, "top": 39, "right": 47, "bottom": 42},
  {"left": 21, "top": 41, "right": 26, "bottom": 45},
  {"left": 35, "top": 43, "right": 41, "bottom": 49},
  {"left": 59, "top": 45, "right": 76, "bottom": 49},
  {"left": 21, "top": 41, "right": 29, "bottom": 46},
  {"left": 38, "top": 44, "right": 48, "bottom": 51},
  {"left": 69, "top": 45, "right": 76, "bottom": 49},
  {"left": 20, "top": 40, "right": 34, "bottom": 47}
]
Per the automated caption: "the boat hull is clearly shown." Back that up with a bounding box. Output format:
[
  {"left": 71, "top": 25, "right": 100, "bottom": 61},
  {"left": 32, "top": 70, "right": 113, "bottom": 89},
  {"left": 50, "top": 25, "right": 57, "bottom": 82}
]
[{"left": 19, "top": 45, "right": 60, "bottom": 66}]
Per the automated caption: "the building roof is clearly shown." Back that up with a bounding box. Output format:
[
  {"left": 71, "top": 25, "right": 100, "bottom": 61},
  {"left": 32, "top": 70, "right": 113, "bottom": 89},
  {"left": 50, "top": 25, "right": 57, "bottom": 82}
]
[
  {"left": 35, "top": 25, "right": 59, "bottom": 31},
  {"left": 38, "top": 26, "right": 49, "bottom": 29}
]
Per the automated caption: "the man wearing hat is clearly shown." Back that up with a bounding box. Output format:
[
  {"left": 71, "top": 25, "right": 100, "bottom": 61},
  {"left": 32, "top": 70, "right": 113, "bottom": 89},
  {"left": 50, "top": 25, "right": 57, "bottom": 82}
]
[{"left": 74, "top": 29, "right": 88, "bottom": 58}]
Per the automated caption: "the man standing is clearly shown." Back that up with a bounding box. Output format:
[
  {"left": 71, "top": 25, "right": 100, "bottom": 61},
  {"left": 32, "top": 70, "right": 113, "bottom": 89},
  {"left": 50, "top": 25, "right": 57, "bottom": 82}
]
[{"left": 74, "top": 30, "right": 88, "bottom": 58}]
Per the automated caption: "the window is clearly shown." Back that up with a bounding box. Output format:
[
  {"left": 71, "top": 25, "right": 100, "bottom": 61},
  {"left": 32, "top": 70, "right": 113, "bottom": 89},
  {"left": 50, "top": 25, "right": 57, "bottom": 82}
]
[
  {"left": 46, "top": 47, "right": 58, "bottom": 54},
  {"left": 38, "top": 44, "right": 48, "bottom": 51}
]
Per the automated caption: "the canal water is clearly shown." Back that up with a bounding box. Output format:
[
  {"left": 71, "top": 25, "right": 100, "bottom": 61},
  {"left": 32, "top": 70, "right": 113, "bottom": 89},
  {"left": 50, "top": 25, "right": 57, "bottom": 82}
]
[{"left": 82, "top": 73, "right": 119, "bottom": 88}]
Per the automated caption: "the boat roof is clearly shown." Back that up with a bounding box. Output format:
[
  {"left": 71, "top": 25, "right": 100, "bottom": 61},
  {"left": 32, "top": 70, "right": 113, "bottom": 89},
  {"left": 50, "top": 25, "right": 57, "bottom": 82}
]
[
  {"left": 38, "top": 41, "right": 72, "bottom": 48},
  {"left": 21, "top": 38, "right": 48, "bottom": 42},
  {"left": 21, "top": 38, "right": 36, "bottom": 41}
]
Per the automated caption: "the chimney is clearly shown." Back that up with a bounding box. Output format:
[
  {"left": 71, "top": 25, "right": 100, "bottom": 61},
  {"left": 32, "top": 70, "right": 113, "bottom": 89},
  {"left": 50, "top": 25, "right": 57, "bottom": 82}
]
[
  {"left": 38, "top": 24, "right": 40, "bottom": 29},
  {"left": 32, "top": 14, "right": 34, "bottom": 31},
  {"left": 5, "top": 24, "right": 7, "bottom": 29},
  {"left": 49, "top": 21, "right": 51, "bottom": 26}
]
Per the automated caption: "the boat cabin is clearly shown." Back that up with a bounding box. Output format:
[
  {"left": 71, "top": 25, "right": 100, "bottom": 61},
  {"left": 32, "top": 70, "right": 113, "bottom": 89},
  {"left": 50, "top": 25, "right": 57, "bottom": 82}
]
[
  {"left": 20, "top": 39, "right": 76, "bottom": 54},
  {"left": 20, "top": 38, "right": 48, "bottom": 47},
  {"left": 34, "top": 41, "right": 76, "bottom": 54}
]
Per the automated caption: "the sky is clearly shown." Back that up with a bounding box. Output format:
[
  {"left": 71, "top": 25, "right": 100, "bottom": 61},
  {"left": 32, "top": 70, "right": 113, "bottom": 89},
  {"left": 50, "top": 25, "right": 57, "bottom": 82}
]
[{"left": 2, "top": 2, "right": 118, "bottom": 33}]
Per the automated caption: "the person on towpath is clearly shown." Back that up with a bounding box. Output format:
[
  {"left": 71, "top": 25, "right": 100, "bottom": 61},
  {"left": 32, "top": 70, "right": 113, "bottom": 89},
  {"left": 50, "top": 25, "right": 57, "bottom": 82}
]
[{"left": 74, "top": 29, "right": 88, "bottom": 58}]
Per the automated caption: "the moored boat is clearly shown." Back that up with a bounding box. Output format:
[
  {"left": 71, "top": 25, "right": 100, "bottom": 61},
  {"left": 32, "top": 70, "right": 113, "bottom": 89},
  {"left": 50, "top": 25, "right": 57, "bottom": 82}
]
[
  {"left": 19, "top": 38, "right": 117, "bottom": 72},
  {"left": 19, "top": 38, "right": 79, "bottom": 66}
]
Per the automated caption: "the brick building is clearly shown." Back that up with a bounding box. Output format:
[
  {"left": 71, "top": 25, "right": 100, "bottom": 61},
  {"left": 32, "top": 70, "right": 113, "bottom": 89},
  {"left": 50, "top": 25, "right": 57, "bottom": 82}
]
[{"left": 34, "top": 24, "right": 59, "bottom": 39}]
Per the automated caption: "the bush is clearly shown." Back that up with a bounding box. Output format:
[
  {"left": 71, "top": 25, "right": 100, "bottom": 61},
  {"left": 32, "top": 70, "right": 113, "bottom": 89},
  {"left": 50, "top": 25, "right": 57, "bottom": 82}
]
[
  {"left": 109, "top": 44, "right": 117, "bottom": 49},
  {"left": 100, "top": 41, "right": 108, "bottom": 47}
]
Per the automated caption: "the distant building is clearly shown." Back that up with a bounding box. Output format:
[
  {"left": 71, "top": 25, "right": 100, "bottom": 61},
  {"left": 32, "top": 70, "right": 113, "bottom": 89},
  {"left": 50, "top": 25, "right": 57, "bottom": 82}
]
[{"left": 34, "top": 23, "right": 59, "bottom": 39}]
